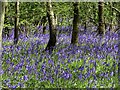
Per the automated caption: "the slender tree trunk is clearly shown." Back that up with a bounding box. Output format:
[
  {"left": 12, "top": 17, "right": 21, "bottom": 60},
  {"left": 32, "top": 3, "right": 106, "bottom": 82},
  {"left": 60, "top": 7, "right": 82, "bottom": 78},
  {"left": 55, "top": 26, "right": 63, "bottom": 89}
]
[
  {"left": 43, "top": 25, "right": 46, "bottom": 34},
  {"left": 25, "top": 21, "right": 29, "bottom": 37},
  {"left": 93, "top": 3, "right": 96, "bottom": 21},
  {"left": 14, "top": 0, "right": 19, "bottom": 44},
  {"left": 4, "top": 2, "right": 9, "bottom": 38},
  {"left": 71, "top": 2, "right": 79, "bottom": 45},
  {"left": 0, "top": 1, "right": 6, "bottom": 84},
  {"left": 117, "top": 3, "right": 120, "bottom": 30},
  {"left": 41, "top": 16, "right": 47, "bottom": 34},
  {"left": 84, "top": 3, "right": 87, "bottom": 31},
  {"left": 113, "top": 2, "right": 120, "bottom": 32},
  {"left": 45, "top": 1, "right": 57, "bottom": 52},
  {"left": 98, "top": 1, "right": 105, "bottom": 35},
  {"left": 118, "top": 13, "right": 120, "bottom": 29},
  {"left": 54, "top": 14, "right": 57, "bottom": 26},
  {"left": 117, "top": 2, "right": 120, "bottom": 83},
  {"left": 0, "top": 1, "right": 6, "bottom": 49},
  {"left": 92, "top": 3, "right": 97, "bottom": 27},
  {"left": 109, "top": 2, "right": 114, "bottom": 31}
]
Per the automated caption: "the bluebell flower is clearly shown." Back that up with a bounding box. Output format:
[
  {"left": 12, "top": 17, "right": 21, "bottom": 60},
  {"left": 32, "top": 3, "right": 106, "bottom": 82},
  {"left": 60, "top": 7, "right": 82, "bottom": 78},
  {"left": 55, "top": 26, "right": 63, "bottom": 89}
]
[
  {"left": 85, "top": 71, "right": 91, "bottom": 79},
  {"left": 48, "top": 59, "right": 54, "bottom": 65},
  {"left": 78, "top": 73, "right": 82, "bottom": 80},
  {"left": 49, "top": 77, "right": 54, "bottom": 84},
  {"left": 78, "top": 66, "right": 84, "bottom": 71},
  {"left": 12, "top": 85, "right": 17, "bottom": 89},
  {"left": 92, "top": 74, "right": 97, "bottom": 80},
  {"left": 23, "top": 75, "right": 28, "bottom": 81},
  {"left": 17, "top": 82, "right": 23, "bottom": 87}
]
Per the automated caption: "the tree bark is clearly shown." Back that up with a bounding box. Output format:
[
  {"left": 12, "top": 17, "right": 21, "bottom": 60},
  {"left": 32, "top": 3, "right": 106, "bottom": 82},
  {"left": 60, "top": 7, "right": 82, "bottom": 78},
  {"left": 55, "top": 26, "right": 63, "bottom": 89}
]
[
  {"left": 4, "top": 2, "right": 9, "bottom": 38},
  {"left": 45, "top": 1, "right": 57, "bottom": 52},
  {"left": 98, "top": 1, "right": 105, "bottom": 35},
  {"left": 0, "top": 0, "right": 6, "bottom": 84},
  {"left": 14, "top": 0, "right": 19, "bottom": 44},
  {"left": 117, "top": 3, "right": 120, "bottom": 30},
  {"left": 0, "top": 1, "right": 6, "bottom": 49},
  {"left": 84, "top": 3, "right": 87, "bottom": 31},
  {"left": 117, "top": 2, "right": 120, "bottom": 83},
  {"left": 71, "top": 2, "right": 79, "bottom": 45},
  {"left": 41, "top": 16, "right": 47, "bottom": 34},
  {"left": 109, "top": 2, "right": 113, "bottom": 31}
]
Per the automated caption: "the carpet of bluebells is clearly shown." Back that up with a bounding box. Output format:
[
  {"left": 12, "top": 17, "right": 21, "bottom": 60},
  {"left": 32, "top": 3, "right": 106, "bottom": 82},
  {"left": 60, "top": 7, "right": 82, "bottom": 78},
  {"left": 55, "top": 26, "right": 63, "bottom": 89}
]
[{"left": 2, "top": 25, "right": 118, "bottom": 88}]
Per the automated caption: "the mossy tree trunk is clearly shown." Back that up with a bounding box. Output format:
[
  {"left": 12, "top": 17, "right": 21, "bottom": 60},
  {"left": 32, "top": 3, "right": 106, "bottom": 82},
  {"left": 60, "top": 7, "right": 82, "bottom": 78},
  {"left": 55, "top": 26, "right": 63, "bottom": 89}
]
[
  {"left": 14, "top": 0, "right": 19, "bottom": 44},
  {"left": 45, "top": 1, "right": 57, "bottom": 52},
  {"left": 98, "top": 1, "right": 105, "bottom": 35},
  {"left": 0, "top": 1, "right": 6, "bottom": 48},
  {"left": 0, "top": 0, "right": 6, "bottom": 81},
  {"left": 71, "top": 2, "right": 79, "bottom": 45}
]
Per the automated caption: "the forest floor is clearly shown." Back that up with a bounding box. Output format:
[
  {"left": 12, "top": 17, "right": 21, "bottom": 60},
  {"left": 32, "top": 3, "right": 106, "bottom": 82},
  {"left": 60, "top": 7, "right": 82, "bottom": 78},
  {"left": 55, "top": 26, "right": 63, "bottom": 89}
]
[{"left": 2, "top": 26, "right": 118, "bottom": 88}]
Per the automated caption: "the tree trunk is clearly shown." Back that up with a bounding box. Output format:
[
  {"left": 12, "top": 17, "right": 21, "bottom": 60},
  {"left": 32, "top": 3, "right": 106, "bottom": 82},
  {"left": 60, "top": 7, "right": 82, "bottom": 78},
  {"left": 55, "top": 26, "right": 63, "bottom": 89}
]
[
  {"left": 93, "top": 3, "right": 96, "bottom": 21},
  {"left": 45, "top": 1, "right": 57, "bottom": 52},
  {"left": 113, "top": 2, "right": 120, "bottom": 32},
  {"left": 117, "top": 1, "right": 120, "bottom": 82},
  {"left": 0, "top": 0, "right": 6, "bottom": 80},
  {"left": 4, "top": 2, "right": 9, "bottom": 38},
  {"left": 71, "top": 2, "right": 79, "bottom": 45},
  {"left": 117, "top": 3, "right": 120, "bottom": 30},
  {"left": 98, "top": 1, "right": 105, "bottom": 35},
  {"left": 41, "top": 16, "right": 47, "bottom": 34},
  {"left": 14, "top": 0, "right": 19, "bottom": 44},
  {"left": 92, "top": 3, "right": 97, "bottom": 27},
  {"left": 109, "top": 2, "right": 114, "bottom": 31},
  {"left": 84, "top": 3, "right": 87, "bottom": 31}
]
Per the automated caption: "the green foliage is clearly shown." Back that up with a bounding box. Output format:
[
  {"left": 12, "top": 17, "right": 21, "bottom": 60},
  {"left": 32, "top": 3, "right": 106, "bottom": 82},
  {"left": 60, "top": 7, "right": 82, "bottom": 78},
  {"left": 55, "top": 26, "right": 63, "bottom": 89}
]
[{"left": 3, "top": 2, "right": 120, "bottom": 32}]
